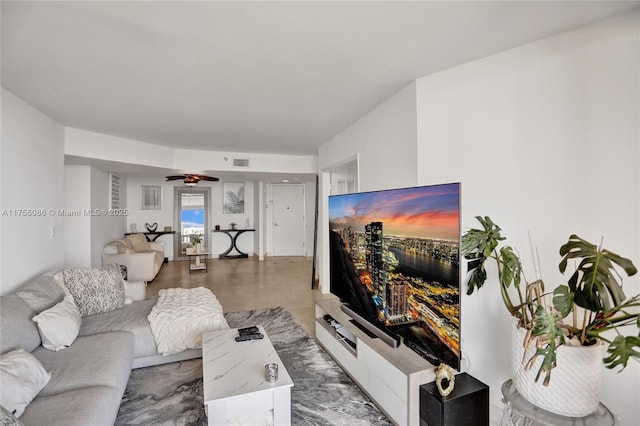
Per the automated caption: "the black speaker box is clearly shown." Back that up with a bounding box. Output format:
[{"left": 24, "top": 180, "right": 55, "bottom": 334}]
[{"left": 420, "top": 372, "right": 489, "bottom": 426}]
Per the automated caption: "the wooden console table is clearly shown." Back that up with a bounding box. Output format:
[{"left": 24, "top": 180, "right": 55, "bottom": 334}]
[{"left": 213, "top": 229, "right": 254, "bottom": 259}]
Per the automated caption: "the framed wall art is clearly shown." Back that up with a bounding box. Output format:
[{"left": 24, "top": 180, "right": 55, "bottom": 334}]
[
  {"left": 141, "top": 185, "right": 162, "bottom": 210},
  {"left": 223, "top": 182, "right": 244, "bottom": 214}
]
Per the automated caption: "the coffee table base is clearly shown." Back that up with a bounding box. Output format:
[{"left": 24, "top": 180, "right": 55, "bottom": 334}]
[{"left": 206, "top": 387, "right": 291, "bottom": 426}]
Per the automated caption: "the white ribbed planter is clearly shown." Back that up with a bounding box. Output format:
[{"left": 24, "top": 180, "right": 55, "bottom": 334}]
[{"left": 512, "top": 323, "right": 603, "bottom": 417}]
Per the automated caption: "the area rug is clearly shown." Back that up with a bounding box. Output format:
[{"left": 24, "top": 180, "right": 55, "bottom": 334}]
[{"left": 115, "top": 307, "right": 392, "bottom": 426}]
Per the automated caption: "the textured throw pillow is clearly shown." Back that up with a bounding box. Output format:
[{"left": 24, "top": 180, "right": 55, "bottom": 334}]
[
  {"left": 32, "top": 295, "right": 81, "bottom": 351},
  {"left": 61, "top": 264, "right": 126, "bottom": 317},
  {"left": 0, "top": 349, "right": 51, "bottom": 418},
  {"left": 128, "top": 233, "right": 150, "bottom": 252},
  {"left": 0, "top": 405, "right": 24, "bottom": 426}
]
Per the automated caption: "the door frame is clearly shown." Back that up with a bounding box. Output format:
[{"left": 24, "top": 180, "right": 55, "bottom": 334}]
[{"left": 173, "top": 187, "right": 211, "bottom": 261}]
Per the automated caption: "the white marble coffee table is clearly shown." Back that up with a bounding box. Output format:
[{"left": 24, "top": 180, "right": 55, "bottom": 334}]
[{"left": 202, "top": 326, "right": 293, "bottom": 426}]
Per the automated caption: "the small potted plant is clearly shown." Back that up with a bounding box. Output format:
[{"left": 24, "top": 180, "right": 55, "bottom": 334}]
[
  {"left": 190, "top": 234, "right": 202, "bottom": 252},
  {"left": 462, "top": 216, "right": 639, "bottom": 416}
]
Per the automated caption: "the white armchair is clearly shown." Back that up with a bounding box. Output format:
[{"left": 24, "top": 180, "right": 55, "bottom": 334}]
[{"left": 102, "top": 234, "right": 165, "bottom": 282}]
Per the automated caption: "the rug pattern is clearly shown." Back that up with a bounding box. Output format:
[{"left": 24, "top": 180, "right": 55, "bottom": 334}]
[{"left": 116, "top": 307, "right": 392, "bottom": 425}]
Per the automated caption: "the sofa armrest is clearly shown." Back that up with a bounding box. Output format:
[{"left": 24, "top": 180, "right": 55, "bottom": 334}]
[
  {"left": 148, "top": 241, "right": 164, "bottom": 252},
  {"left": 102, "top": 251, "right": 161, "bottom": 282}
]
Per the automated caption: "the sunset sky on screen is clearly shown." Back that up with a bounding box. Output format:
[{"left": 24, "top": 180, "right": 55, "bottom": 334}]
[{"left": 329, "top": 183, "right": 460, "bottom": 241}]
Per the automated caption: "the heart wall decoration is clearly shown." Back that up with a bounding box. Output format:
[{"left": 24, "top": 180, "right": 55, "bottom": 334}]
[{"left": 145, "top": 222, "right": 158, "bottom": 232}]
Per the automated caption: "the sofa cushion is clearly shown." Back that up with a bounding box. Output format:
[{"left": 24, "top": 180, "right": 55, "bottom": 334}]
[
  {"left": 15, "top": 275, "right": 65, "bottom": 314},
  {"left": 20, "top": 386, "right": 123, "bottom": 426},
  {"left": 19, "top": 386, "right": 123, "bottom": 426},
  {"left": 79, "top": 297, "right": 159, "bottom": 358},
  {"left": 0, "top": 349, "right": 51, "bottom": 418},
  {"left": 128, "top": 233, "right": 150, "bottom": 252},
  {"left": 32, "top": 295, "right": 81, "bottom": 352},
  {"left": 60, "top": 264, "right": 126, "bottom": 317},
  {"left": 0, "top": 295, "right": 41, "bottom": 354},
  {"left": 33, "top": 332, "right": 133, "bottom": 397}
]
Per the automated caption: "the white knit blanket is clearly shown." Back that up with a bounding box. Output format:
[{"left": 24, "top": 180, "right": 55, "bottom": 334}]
[{"left": 148, "top": 287, "right": 229, "bottom": 355}]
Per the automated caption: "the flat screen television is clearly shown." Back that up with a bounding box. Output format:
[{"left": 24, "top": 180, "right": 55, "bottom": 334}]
[{"left": 328, "top": 182, "right": 461, "bottom": 371}]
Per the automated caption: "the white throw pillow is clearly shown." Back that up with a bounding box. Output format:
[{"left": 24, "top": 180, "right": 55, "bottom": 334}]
[
  {"left": 0, "top": 349, "right": 51, "bottom": 418},
  {"left": 103, "top": 243, "right": 119, "bottom": 255},
  {"left": 32, "top": 295, "right": 82, "bottom": 351}
]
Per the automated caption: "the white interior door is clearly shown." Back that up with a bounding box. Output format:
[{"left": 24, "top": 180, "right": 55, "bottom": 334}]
[{"left": 272, "top": 184, "right": 305, "bottom": 256}]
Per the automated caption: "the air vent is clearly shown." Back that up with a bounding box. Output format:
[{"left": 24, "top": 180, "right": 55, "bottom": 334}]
[{"left": 233, "top": 158, "right": 250, "bottom": 167}]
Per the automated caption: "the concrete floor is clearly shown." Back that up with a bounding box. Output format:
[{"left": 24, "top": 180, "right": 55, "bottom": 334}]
[{"left": 146, "top": 256, "right": 331, "bottom": 336}]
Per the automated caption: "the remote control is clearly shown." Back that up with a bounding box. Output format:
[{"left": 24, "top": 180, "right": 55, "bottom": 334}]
[
  {"left": 235, "top": 333, "right": 264, "bottom": 342},
  {"left": 238, "top": 326, "right": 260, "bottom": 335}
]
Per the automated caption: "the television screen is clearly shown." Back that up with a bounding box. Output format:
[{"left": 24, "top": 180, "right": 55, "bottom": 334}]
[{"left": 328, "top": 182, "right": 461, "bottom": 370}]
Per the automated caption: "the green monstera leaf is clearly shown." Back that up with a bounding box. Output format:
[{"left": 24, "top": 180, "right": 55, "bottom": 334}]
[
  {"left": 603, "top": 335, "right": 640, "bottom": 371},
  {"left": 552, "top": 285, "right": 574, "bottom": 318},
  {"left": 559, "top": 235, "right": 637, "bottom": 312},
  {"left": 462, "top": 216, "right": 519, "bottom": 315},
  {"left": 462, "top": 216, "right": 502, "bottom": 295},
  {"left": 529, "top": 305, "right": 565, "bottom": 386},
  {"left": 498, "top": 246, "right": 522, "bottom": 290}
]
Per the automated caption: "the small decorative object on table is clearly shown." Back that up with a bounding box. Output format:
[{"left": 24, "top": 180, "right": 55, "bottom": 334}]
[
  {"left": 435, "top": 363, "right": 456, "bottom": 397},
  {"left": 229, "top": 222, "right": 237, "bottom": 230},
  {"left": 265, "top": 363, "right": 279, "bottom": 383},
  {"left": 164, "top": 226, "right": 172, "bottom": 232},
  {"left": 145, "top": 222, "right": 158, "bottom": 232},
  {"left": 130, "top": 223, "right": 137, "bottom": 233}
]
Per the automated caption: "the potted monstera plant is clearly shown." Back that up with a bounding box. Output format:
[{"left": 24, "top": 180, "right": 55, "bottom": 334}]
[{"left": 462, "top": 216, "right": 639, "bottom": 417}]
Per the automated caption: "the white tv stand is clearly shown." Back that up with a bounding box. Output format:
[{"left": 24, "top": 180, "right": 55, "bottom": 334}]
[{"left": 315, "top": 297, "right": 436, "bottom": 425}]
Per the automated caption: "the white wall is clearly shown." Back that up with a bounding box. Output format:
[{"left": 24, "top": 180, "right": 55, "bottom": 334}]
[
  {"left": 125, "top": 175, "right": 255, "bottom": 260},
  {"left": 416, "top": 11, "right": 639, "bottom": 423},
  {"left": 318, "top": 81, "right": 418, "bottom": 193},
  {"left": 63, "top": 165, "right": 92, "bottom": 268},
  {"left": 1, "top": 88, "right": 65, "bottom": 294},
  {"left": 317, "top": 82, "right": 418, "bottom": 292},
  {"left": 63, "top": 165, "right": 127, "bottom": 268},
  {"left": 65, "top": 127, "right": 317, "bottom": 175},
  {"left": 90, "top": 167, "right": 127, "bottom": 266},
  {"left": 318, "top": 10, "right": 639, "bottom": 424}
]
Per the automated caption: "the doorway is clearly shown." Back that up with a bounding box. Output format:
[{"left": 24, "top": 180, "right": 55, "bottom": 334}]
[
  {"left": 173, "top": 187, "right": 211, "bottom": 261},
  {"left": 271, "top": 184, "right": 305, "bottom": 256}
]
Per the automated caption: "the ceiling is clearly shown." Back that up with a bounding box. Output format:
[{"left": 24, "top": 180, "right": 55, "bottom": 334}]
[{"left": 3, "top": 1, "right": 639, "bottom": 166}]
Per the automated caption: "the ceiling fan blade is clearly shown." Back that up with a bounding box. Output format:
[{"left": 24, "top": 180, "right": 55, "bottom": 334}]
[
  {"left": 166, "top": 175, "right": 187, "bottom": 181},
  {"left": 197, "top": 175, "right": 219, "bottom": 181}
]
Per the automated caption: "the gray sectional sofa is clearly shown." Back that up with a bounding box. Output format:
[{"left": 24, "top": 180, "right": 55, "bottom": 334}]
[{"left": 0, "top": 273, "right": 201, "bottom": 425}]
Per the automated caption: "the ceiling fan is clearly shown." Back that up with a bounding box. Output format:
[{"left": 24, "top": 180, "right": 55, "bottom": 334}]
[{"left": 165, "top": 174, "right": 219, "bottom": 187}]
